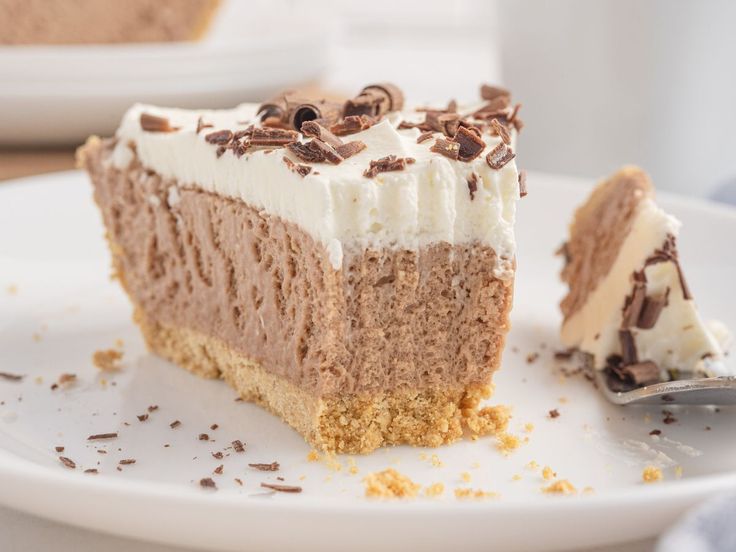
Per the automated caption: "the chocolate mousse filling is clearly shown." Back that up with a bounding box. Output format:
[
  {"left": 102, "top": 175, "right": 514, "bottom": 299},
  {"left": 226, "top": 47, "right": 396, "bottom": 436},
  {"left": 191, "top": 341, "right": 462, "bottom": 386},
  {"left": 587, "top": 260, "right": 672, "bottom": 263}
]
[{"left": 80, "top": 138, "right": 514, "bottom": 453}]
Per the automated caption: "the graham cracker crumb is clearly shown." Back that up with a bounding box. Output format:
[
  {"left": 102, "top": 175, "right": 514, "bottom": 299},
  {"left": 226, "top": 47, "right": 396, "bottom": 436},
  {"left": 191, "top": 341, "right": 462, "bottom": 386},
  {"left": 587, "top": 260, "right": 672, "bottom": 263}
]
[
  {"left": 674, "top": 466, "right": 683, "bottom": 479},
  {"left": 526, "top": 460, "right": 540, "bottom": 471},
  {"left": 114, "top": 338, "right": 125, "bottom": 348},
  {"left": 429, "top": 454, "right": 444, "bottom": 468},
  {"left": 542, "top": 466, "right": 556, "bottom": 481},
  {"left": 92, "top": 349, "right": 123, "bottom": 372},
  {"left": 454, "top": 488, "right": 499, "bottom": 500},
  {"left": 306, "top": 450, "right": 320, "bottom": 462},
  {"left": 32, "top": 333, "right": 42, "bottom": 342},
  {"left": 542, "top": 480, "right": 577, "bottom": 495},
  {"left": 512, "top": 474, "right": 522, "bottom": 481},
  {"left": 460, "top": 471, "right": 472, "bottom": 483},
  {"left": 582, "top": 486, "right": 595, "bottom": 495},
  {"left": 424, "top": 482, "right": 445, "bottom": 497},
  {"left": 642, "top": 465, "right": 663, "bottom": 483},
  {"left": 496, "top": 433, "right": 521, "bottom": 454},
  {"left": 463, "top": 404, "right": 510, "bottom": 439},
  {"left": 347, "top": 457, "right": 359, "bottom": 475},
  {"left": 6, "top": 284, "right": 18, "bottom": 295},
  {"left": 524, "top": 422, "right": 535, "bottom": 433},
  {"left": 363, "top": 468, "right": 420, "bottom": 499}
]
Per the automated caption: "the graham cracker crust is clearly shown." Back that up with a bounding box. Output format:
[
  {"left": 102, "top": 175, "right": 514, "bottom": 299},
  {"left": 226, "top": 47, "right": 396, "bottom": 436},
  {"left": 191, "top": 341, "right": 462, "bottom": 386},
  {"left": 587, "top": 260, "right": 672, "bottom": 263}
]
[{"left": 135, "top": 308, "right": 497, "bottom": 454}]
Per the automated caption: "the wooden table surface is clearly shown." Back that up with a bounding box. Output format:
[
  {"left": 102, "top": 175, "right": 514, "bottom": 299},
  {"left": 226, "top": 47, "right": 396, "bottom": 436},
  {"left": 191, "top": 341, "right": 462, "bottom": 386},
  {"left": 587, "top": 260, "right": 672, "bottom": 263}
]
[{"left": 0, "top": 148, "right": 76, "bottom": 182}]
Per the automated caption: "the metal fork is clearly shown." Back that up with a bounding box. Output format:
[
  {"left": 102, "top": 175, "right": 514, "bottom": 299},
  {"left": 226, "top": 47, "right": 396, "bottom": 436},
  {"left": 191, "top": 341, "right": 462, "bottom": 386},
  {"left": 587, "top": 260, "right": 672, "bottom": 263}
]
[{"left": 595, "top": 370, "right": 736, "bottom": 405}]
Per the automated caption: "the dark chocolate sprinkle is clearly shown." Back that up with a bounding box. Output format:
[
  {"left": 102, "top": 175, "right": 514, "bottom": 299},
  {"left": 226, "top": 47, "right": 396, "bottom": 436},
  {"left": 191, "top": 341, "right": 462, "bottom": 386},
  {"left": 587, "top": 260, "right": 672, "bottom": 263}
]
[{"left": 260, "top": 483, "right": 302, "bottom": 493}]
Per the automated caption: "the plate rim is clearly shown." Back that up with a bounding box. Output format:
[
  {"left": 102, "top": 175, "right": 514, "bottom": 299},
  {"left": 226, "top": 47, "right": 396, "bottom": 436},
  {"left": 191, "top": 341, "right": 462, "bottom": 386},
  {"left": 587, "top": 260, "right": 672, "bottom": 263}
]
[{"left": 1, "top": 169, "right": 735, "bottom": 550}]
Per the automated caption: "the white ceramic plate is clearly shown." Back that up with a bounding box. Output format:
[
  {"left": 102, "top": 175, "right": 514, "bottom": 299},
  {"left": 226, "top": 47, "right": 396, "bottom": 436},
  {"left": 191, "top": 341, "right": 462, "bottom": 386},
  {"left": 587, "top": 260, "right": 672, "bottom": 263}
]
[
  {"left": 0, "top": 171, "right": 734, "bottom": 552},
  {"left": 0, "top": 2, "right": 331, "bottom": 146}
]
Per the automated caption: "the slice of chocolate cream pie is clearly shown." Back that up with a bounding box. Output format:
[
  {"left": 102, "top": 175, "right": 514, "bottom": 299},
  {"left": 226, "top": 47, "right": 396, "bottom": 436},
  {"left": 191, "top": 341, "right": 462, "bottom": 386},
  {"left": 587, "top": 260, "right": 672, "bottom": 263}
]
[
  {"left": 78, "top": 83, "right": 524, "bottom": 453},
  {"left": 559, "top": 167, "right": 732, "bottom": 387}
]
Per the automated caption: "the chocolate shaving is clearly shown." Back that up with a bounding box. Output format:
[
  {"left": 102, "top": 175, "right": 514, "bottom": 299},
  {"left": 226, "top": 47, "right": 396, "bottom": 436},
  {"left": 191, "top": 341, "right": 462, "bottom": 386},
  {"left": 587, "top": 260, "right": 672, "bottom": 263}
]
[
  {"left": 214, "top": 464, "right": 224, "bottom": 475},
  {"left": 490, "top": 118, "right": 511, "bottom": 145},
  {"left": 480, "top": 84, "right": 511, "bottom": 101},
  {"left": 548, "top": 409, "right": 560, "bottom": 419},
  {"left": 232, "top": 440, "right": 245, "bottom": 453},
  {"left": 0, "top": 372, "right": 23, "bottom": 382},
  {"left": 430, "top": 138, "right": 460, "bottom": 160},
  {"left": 198, "top": 433, "right": 209, "bottom": 441},
  {"left": 453, "top": 126, "right": 486, "bottom": 162},
  {"left": 283, "top": 157, "right": 313, "bottom": 177},
  {"left": 618, "top": 361, "right": 660, "bottom": 386},
  {"left": 426, "top": 111, "right": 460, "bottom": 137},
  {"left": 250, "top": 127, "right": 298, "bottom": 147},
  {"left": 119, "top": 459, "right": 136, "bottom": 465},
  {"left": 397, "top": 120, "right": 426, "bottom": 131},
  {"left": 644, "top": 236, "right": 692, "bottom": 300},
  {"left": 196, "top": 117, "right": 213, "bottom": 134},
  {"left": 650, "top": 429, "right": 662, "bottom": 436},
  {"left": 300, "top": 121, "right": 343, "bottom": 148},
  {"left": 553, "top": 348, "right": 575, "bottom": 360},
  {"left": 200, "top": 477, "right": 217, "bottom": 489},
  {"left": 518, "top": 170, "right": 528, "bottom": 198},
  {"left": 662, "top": 410, "right": 677, "bottom": 424},
  {"left": 363, "top": 155, "right": 415, "bottom": 178},
  {"left": 59, "top": 456, "right": 76, "bottom": 469},
  {"left": 55, "top": 446, "right": 65, "bottom": 452},
  {"left": 329, "top": 115, "right": 375, "bottom": 136},
  {"left": 170, "top": 420, "right": 181, "bottom": 429},
  {"left": 286, "top": 141, "right": 324, "bottom": 163},
  {"left": 140, "top": 112, "right": 177, "bottom": 133},
  {"left": 249, "top": 462, "right": 280, "bottom": 471},
  {"left": 308, "top": 138, "right": 342, "bottom": 164},
  {"left": 260, "top": 483, "right": 302, "bottom": 493},
  {"left": 417, "top": 131, "right": 434, "bottom": 144},
  {"left": 467, "top": 173, "right": 478, "bottom": 201},
  {"left": 335, "top": 141, "right": 366, "bottom": 159},
  {"left": 345, "top": 82, "right": 403, "bottom": 117},
  {"left": 485, "top": 143, "right": 515, "bottom": 170},
  {"left": 204, "top": 129, "right": 233, "bottom": 146},
  {"left": 84, "top": 469, "right": 98, "bottom": 474},
  {"left": 212, "top": 452, "right": 223, "bottom": 460},
  {"left": 637, "top": 289, "right": 669, "bottom": 329},
  {"left": 87, "top": 432, "right": 118, "bottom": 441},
  {"left": 622, "top": 278, "right": 647, "bottom": 328},
  {"left": 137, "top": 413, "right": 149, "bottom": 422},
  {"left": 509, "top": 103, "right": 524, "bottom": 131},
  {"left": 618, "top": 329, "right": 638, "bottom": 365},
  {"left": 473, "top": 96, "right": 512, "bottom": 119}
]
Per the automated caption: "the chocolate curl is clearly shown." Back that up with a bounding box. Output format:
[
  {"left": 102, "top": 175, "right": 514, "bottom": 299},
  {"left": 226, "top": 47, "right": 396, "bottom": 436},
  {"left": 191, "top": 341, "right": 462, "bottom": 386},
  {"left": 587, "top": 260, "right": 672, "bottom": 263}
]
[
  {"left": 287, "top": 98, "right": 342, "bottom": 132},
  {"left": 257, "top": 94, "right": 290, "bottom": 123},
  {"left": 361, "top": 83, "right": 404, "bottom": 112},
  {"left": 480, "top": 84, "right": 511, "bottom": 101},
  {"left": 344, "top": 82, "right": 405, "bottom": 117}
]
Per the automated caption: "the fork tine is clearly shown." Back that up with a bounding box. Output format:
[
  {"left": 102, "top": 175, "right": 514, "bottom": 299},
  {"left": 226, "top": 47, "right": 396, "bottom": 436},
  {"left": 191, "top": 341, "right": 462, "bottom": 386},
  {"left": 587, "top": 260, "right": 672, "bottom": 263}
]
[{"left": 595, "top": 370, "right": 736, "bottom": 406}]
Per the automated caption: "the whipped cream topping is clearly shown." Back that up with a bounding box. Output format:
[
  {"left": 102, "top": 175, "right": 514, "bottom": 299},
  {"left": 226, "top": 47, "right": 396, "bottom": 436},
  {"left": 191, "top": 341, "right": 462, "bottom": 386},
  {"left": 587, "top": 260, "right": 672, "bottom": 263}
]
[
  {"left": 111, "top": 103, "right": 520, "bottom": 275},
  {"left": 561, "top": 197, "right": 732, "bottom": 377}
]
